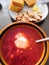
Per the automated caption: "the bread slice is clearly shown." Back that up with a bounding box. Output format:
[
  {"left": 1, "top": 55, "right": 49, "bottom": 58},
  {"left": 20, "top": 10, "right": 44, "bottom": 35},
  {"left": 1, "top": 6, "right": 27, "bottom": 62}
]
[
  {"left": 12, "top": 0, "right": 24, "bottom": 7},
  {"left": 24, "top": 0, "right": 36, "bottom": 6},
  {"left": 9, "top": 4, "right": 23, "bottom": 12}
]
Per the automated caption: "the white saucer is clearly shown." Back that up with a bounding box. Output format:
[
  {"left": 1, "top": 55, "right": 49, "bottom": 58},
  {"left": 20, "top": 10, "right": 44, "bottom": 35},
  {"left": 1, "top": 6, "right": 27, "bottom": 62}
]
[{"left": 9, "top": 1, "right": 48, "bottom": 22}]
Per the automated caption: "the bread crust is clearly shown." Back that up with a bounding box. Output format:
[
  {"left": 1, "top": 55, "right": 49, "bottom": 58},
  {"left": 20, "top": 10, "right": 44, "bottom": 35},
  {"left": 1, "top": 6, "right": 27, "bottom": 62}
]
[{"left": 24, "top": 0, "right": 36, "bottom": 6}]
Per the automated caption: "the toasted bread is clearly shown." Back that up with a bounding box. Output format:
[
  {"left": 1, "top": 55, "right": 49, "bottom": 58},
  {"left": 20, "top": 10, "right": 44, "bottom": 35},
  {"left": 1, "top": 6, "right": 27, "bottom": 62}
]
[
  {"left": 24, "top": 0, "right": 36, "bottom": 6},
  {"left": 12, "top": 0, "right": 24, "bottom": 7},
  {"left": 9, "top": 4, "right": 23, "bottom": 12}
]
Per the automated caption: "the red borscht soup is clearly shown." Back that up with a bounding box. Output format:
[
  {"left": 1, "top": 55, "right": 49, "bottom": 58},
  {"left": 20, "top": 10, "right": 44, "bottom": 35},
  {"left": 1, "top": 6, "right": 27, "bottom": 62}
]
[{"left": 1, "top": 24, "right": 45, "bottom": 65}]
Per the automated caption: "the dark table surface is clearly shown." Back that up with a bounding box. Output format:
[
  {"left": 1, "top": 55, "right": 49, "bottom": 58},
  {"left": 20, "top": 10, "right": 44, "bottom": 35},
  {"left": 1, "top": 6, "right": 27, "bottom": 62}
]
[
  {"left": 0, "top": 0, "right": 49, "bottom": 65},
  {"left": 40, "top": 3, "right": 49, "bottom": 65}
]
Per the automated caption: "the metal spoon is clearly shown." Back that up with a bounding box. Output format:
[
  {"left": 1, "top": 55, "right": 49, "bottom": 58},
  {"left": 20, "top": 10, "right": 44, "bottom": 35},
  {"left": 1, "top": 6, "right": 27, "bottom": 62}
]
[{"left": 36, "top": 37, "right": 49, "bottom": 43}]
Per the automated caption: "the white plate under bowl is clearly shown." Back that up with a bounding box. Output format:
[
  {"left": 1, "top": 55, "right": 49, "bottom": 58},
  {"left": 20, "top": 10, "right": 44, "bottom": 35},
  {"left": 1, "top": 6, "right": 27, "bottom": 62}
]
[{"left": 9, "top": 1, "right": 48, "bottom": 22}]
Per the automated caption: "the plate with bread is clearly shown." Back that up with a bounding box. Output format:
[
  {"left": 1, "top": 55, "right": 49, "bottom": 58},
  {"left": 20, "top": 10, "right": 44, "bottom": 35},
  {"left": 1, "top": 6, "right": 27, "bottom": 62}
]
[{"left": 9, "top": 0, "right": 48, "bottom": 23}]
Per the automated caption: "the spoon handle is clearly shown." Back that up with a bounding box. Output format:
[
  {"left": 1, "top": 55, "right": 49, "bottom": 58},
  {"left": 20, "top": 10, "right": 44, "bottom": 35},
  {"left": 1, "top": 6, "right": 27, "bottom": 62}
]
[{"left": 36, "top": 37, "right": 49, "bottom": 43}]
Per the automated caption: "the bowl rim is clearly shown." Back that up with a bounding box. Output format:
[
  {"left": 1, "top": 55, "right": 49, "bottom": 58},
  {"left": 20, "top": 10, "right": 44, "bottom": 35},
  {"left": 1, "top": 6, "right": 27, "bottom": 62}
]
[{"left": 0, "top": 22, "right": 49, "bottom": 65}]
